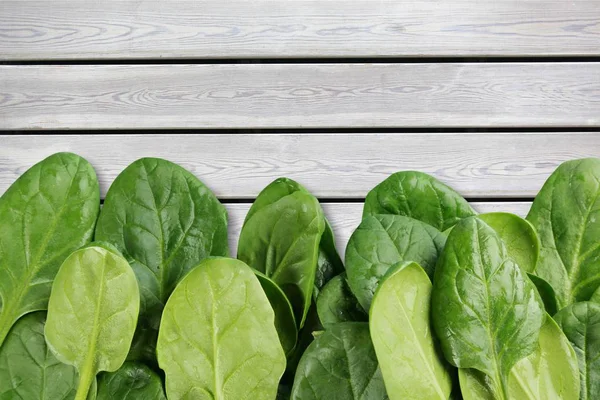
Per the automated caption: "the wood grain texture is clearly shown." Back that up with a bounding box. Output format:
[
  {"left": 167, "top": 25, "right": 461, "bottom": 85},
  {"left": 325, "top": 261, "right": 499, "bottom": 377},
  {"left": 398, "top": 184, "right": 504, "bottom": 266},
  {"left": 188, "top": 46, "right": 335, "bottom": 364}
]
[
  {"left": 0, "top": 1, "right": 599, "bottom": 60},
  {"left": 1, "top": 63, "right": 600, "bottom": 129},
  {"left": 226, "top": 202, "right": 531, "bottom": 258},
  {"left": 1, "top": 133, "right": 597, "bottom": 199}
]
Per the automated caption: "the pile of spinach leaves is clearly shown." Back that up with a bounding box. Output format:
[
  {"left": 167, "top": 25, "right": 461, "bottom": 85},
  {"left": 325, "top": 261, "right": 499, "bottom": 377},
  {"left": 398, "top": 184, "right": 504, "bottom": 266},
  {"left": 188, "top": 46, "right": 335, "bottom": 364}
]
[{"left": 1, "top": 154, "right": 599, "bottom": 400}]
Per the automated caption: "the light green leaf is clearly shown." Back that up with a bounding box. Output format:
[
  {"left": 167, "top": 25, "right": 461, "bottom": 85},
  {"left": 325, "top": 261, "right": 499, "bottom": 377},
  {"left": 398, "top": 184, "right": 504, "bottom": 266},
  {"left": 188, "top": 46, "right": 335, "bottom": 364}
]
[
  {"left": 0, "top": 153, "right": 100, "bottom": 346},
  {"left": 527, "top": 158, "right": 600, "bottom": 308},
  {"left": 157, "top": 257, "right": 285, "bottom": 400},
  {"left": 460, "top": 315, "right": 580, "bottom": 400},
  {"left": 363, "top": 171, "right": 475, "bottom": 231},
  {"left": 370, "top": 262, "right": 452, "bottom": 400},
  {"left": 45, "top": 244, "right": 140, "bottom": 400}
]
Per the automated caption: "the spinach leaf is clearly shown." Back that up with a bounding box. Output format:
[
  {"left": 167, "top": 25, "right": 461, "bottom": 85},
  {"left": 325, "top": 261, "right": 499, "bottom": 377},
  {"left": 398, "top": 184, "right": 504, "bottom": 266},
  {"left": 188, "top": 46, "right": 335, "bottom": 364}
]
[
  {"left": 290, "top": 322, "right": 387, "bottom": 400},
  {"left": 238, "top": 178, "right": 326, "bottom": 327},
  {"left": 591, "top": 286, "right": 600, "bottom": 303},
  {"left": 554, "top": 301, "right": 600, "bottom": 399},
  {"left": 527, "top": 274, "right": 559, "bottom": 316},
  {"left": 363, "top": 171, "right": 475, "bottom": 231},
  {"left": 345, "top": 214, "right": 446, "bottom": 311},
  {"left": 45, "top": 244, "right": 140, "bottom": 400},
  {"left": 97, "top": 362, "right": 166, "bottom": 400},
  {"left": 460, "top": 315, "right": 580, "bottom": 400},
  {"left": 432, "top": 217, "right": 545, "bottom": 398},
  {"left": 316, "top": 273, "right": 366, "bottom": 325},
  {"left": 255, "top": 271, "right": 298, "bottom": 357},
  {"left": 0, "top": 152, "right": 100, "bottom": 346},
  {"left": 95, "top": 157, "right": 228, "bottom": 363},
  {"left": 370, "top": 261, "right": 452, "bottom": 399},
  {"left": 0, "top": 312, "right": 77, "bottom": 399},
  {"left": 157, "top": 257, "right": 285, "bottom": 400},
  {"left": 527, "top": 158, "right": 600, "bottom": 309},
  {"left": 314, "top": 219, "right": 344, "bottom": 297},
  {"left": 479, "top": 212, "right": 540, "bottom": 274}
]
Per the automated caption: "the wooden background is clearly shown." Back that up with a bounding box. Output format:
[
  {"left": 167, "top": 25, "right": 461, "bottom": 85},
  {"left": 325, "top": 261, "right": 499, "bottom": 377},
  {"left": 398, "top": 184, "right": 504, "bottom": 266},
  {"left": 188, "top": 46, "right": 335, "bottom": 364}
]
[{"left": 1, "top": 0, "right": 599, "bottom": 257}]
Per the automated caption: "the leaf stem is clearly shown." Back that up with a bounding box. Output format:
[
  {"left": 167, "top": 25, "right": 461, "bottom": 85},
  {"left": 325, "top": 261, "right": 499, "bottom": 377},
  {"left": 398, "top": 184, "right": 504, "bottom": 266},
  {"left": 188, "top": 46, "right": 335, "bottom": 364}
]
[{"left": 75, "top": 370, "right": 94, "bottom": 400}]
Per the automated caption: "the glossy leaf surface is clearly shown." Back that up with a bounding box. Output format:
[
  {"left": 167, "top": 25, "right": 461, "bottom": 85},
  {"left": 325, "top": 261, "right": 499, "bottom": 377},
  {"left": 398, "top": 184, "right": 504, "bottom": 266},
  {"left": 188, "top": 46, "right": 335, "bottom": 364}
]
[
  {"left": 290, "top": 322, "right": 387, "bottom": 400},
  {"left": 346, "top": 214, "right": 446, "bottom": 311},
  {"left": 432, "top": 217, "right": 544, "bottom": 397},
  {"left": 527, "top": 158, "right": 600, "bottom": 308},
  {"left": 238, "top": 178, "right": 325, "bottom": 327},
  {"left": 363, "top": 171, "right": 475, "bottom": 231},
  {"left": 157, "top": 257, "right": 285, "bottom": 400},
  {"left": 370, "top": 262, "right": 452, "bottom": 400},
  {"left": 0, "top": 312, "right": 78, "bottom": 399},
  {"left": 95, "top": 157, "right": 228, "bottom": 362},
  {"left": 45, "top": 244, "right": 140, "bottom": 400},
  {"left": 460, "top": 315, "right": 580, "bottom": 400},
  {"left": 555, "top": 301, "right": 600, "bottom": 400},
  {"left": 0, "top": 152, "right": 100, "bottom": 346},
  {"left": 316, "top": 273, "right": 366, "bottom": 325},
  {"left": 97, "top": 362, "right": 166, "bottom": 400}
]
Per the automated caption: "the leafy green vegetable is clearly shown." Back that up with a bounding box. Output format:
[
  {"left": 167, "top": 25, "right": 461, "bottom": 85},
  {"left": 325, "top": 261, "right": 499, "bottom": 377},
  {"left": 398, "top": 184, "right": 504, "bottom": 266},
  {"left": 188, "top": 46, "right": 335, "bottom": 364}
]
[
  {"left": 432, "top": 217, "right": 545, "bottom": 398},
  {"left": 479, "top": 212, "right": 540, "bottom": 274},
  {"left": 555, "top": 301, "right": 600, "bottom": 399},
  {"left": 0, "top": 152, "right": 100, "bottom": 346},
  {"left": 290, "top": 322, "right": 387, "bottom": 400},
  {"left": 370, "top": 261, "right": 452, "bottom": 399},
  {"left": 238, "top": 178, "right": 326, "bottom": 327},
  {"left": 97, "top": 362, "right": 166, "bottom": 400},
  {"left": 345, "top": 214, "right": 446, "bottom": 311},
  {"left": 95, "top": 157, "right": 228, "bottom": 363},
  {"left": 363, "top": 171, "right": 476, "bottom": 231},
  {"left": 314, "top": 220, "right": 344, "bottom": 297},
  {"left": 527, "top": 158, "right": 600, "bottom": 309},
  {"left": 255, "top": 271, "right": 298, "bottom": 357},
  {"left": 460, "top": 315, "right": 580, "bottom": 399},
  {"left": 157, "top": 257, "right": 285, "bottom": 400},
  {"left": 528, "top": 274, "right": 559, "bottom": 316},
  {"left": 45, "top": 244, "right": 140, "bottom": 400},
  {"left": 0, "top": 312, "right": 78, "bottom": 399},
  {"left": 316, "top": 273, "right": 366, "bottom": 325},
  {"left": 591, "top": 286, "right": 600, "bottom": 303}
]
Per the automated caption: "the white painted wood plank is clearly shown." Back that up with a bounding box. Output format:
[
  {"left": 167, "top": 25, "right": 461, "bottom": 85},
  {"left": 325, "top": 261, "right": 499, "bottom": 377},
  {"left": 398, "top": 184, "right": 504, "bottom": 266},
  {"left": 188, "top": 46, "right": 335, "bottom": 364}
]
[
  {"left": 1, "top": 1, "right": 599, "bottom": 60},
  {"left": 1, "top": 133, "right": 597, "bottom": 198},
  {"left": 226, "top": 202, "right": 531, "bottom": 258},
  {"left": 2, "top": 63, "right": 599, "bottom": 129}
]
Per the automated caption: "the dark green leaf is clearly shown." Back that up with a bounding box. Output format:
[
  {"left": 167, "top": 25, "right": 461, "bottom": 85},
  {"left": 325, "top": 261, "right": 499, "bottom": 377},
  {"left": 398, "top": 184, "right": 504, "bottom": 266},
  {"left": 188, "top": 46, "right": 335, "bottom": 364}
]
[
  {"left": 527, "top": 158, "right": 600, "bottom": 309},
  {"left": 0, "top": 312, "right": 78, "bottom": 399},
  {"left": 528, "top": 274, "right": 558, "bottom": 316},
  {"left": 363, "top": 171, "right": 475, "bottom": 231},
  {"left": 314, "top": 219, "right": 344, "bottom": 297},
  {"left": 97, "top": 362, "right": 165, "bottom": 400},
  {"left": 345, "top": 214, "right": 446, "bottom": 311},
  {"left": 432, "top": 217, "right": 545, "bottom": 398},
  {"left": 290, "top": 322, "right": 387, "bottom": 400},
  {"left": 554, "top": 301, "right": 600, "bottom": 400},
  {"left": 0, "top": 153, "right": 100, "bottom": 346},
  {"left": 95, "top": 158, "right": 228, "bottom": 363},
  {"left": 316, "top": 273, "right": 366, "bottom": 325}
]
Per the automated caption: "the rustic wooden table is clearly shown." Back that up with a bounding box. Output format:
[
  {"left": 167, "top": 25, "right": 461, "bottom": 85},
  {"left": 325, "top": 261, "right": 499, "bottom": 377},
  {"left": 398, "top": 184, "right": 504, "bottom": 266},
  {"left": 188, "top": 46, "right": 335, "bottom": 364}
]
[{"left": 1, "top": 1, "right": 599, "bottom": 255}]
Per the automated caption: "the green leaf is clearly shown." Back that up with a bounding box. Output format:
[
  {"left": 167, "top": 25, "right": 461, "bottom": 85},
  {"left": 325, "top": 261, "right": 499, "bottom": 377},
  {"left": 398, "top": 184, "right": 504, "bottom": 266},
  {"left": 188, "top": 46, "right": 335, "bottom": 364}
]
[
  {"left": 238, "top": 178, "right": 326, "bottom": 327},
  {"left": 528, "top": 274, "right": 558, "bottom": 316},
  {"left": 0, "top": 152, "right": 100, "bottom": 346},
  {"left": 479, "top": 212, "right": 540, "bottom": 274},
  {"left": 95, "top": 158, "right": 228, "bottom": 363},
  {"left": 345, "top": 214, "right": 446, "bottom": 311},
  {"left": 363, "top": 171, "right": 475, "bottom": 231},
  {"left": 370, "top": 261, "right": 452, "bottom": 399},
  {"left": 97, "top": 362, "right": 166, "bottom": 400},
  {"left": 314, "top": 219, "right": 345, "bottom": 297},
  {"left": 157, "top": 257, "right": 286, "bottom": 400},
  {"left": 254, "top": 270, "right": 298, "bottom": 357},
  {"left": 45, "top": 244, "right": 140, "bottom": 400},
  {"left": 316, "top": 273, "right": 366, "bottom": 325},
  {"left": 527, "top": 158, "right": 600, "bottom": 309},
  {"left": 290, "top": 322, "right": 387, "bottom": 400},
  {"left": 591, "top": 286, "right": 600, "bottom": 303},
  {"left": 460, "top": 314, "right": 580, "bottom": 400},
  {"left": 0, "top": 312, "right": 78, "bottom": 399},
  {"left": 432, "top": 217, "right": 545, "bottom": 398},
  {"left": 554, "top": 301, "right": 600, "bottom": 399}
]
